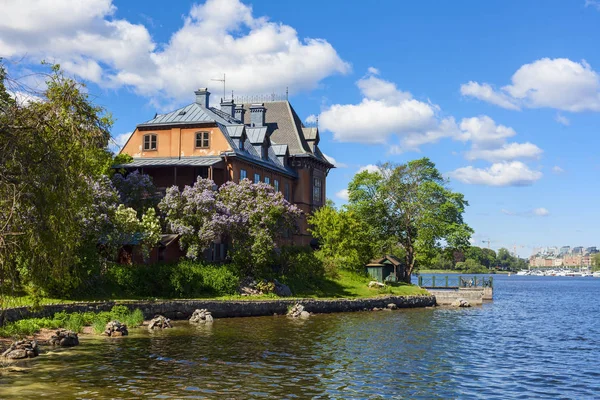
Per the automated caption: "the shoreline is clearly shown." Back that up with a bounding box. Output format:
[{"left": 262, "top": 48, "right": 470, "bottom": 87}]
[{"left": 0, "top": 295, "right": 436, "bottom": 328}]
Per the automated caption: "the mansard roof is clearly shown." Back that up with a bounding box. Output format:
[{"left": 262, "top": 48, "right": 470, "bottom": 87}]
[{"left": 137, "top": 102, "right": 239, "bottom": 128}]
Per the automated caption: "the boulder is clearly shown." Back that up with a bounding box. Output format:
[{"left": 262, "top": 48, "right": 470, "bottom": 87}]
[
  {"left": 2, "top": 339, "right": 39, "bottom": 359},
  {"left": 368, "top": 281, "right": 385, "bottom": 288},
  {"left": 148, "top": 315, "right": 172, "bottom": 330},
  {"left": 273, "top": 280, "right": 292, "bottom": 297},
  {"left": 238, "top": 277, "right": 262, "bottom": 296},
  {"left": 49, "top": 329, "right": 79, "bottom": 347},
  {"left": 451, "top": 298, "right": 471, "bottom": 308},
  {"left": 387, "top": 303, "right": 398, "bottom": 310},
  {"left": 189, "top": 309, "right": 214, "bottom": 324},
  {"left": 104, "top": 320, "right": 129, "bottom": 337},
  {"left": 287, "top": 303, "right": 309, "bottom": 318}
]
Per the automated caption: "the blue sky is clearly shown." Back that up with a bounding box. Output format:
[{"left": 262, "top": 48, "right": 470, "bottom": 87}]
[{"left": 2, "top": 0, "right": 600, "bottom": 256}]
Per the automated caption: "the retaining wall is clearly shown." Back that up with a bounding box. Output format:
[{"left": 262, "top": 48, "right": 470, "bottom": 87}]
[
  {"left": 0, "top": 295, "right": 436, "bottom": 326},
  {"left": 427, "top": 288, "right": 485, "bottom": 305}
]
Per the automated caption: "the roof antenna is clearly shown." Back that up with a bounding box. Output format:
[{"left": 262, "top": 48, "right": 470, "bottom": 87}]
[
  {"left": 286, "top": 87, "right": 289, "bottom": 101},
  {"left": 211, "top": 73, "right": 226, "bottom": 101},
  {"left": 316, "top": 115, "right": 319, "bottom": 130}
]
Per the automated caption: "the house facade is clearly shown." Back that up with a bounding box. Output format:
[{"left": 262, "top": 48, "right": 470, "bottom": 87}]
[{"left": 118, "top": 88, "right": 333, "bottom": 246}]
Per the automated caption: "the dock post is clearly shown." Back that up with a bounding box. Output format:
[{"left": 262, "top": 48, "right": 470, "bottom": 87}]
[
  {"left": 432, "top": 276, "right": 436, "bottom": 287},
  {"left": 445, "top": 276, "right": 449, "bottom": 287}
]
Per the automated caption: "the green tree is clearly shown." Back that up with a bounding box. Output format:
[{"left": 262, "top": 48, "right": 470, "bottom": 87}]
[
  {"left": 592, "top": 254, "right": 600, "bottom": 272},
  {"left": 347, "top": 158, "right": 473, "bottom": 282},
  {"left": 308, "top": 201, "right": 374, "bottom": 274},
  {"left": 0, "top": 63, "right": 113, "bottom": 295}
]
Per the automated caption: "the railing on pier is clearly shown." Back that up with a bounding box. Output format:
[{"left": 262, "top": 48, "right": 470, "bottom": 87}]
[{"left": 417, "top": 275, "right": 493, "bottom": 289}]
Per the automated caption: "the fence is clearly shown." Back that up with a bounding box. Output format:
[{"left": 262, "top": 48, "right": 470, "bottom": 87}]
[{"left": 417, "top": 275, "right": 493, "bottom": 289}]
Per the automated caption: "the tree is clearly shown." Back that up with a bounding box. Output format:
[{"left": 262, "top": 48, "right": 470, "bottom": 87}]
[
  {"left": 347, "top": 158, "right": 473, "bottom": 282},
  {"left": 218, "top": 179, "right": 300, "bottom": 276},
  {"left": 592, "top": 254, "right": 600, "bottom": 272},
  {"left": 0, "top": 63, "right": 113, "bottom": 295},
  {"left": 308, "top": 201, "right": 374, "bottom": 274},
  {"left": 111, "top": 170, "right": 159, "bottom": 216}
]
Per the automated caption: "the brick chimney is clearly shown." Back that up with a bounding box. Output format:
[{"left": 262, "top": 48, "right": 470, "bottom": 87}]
[
  {"left": 195, "top": 88, "right": 210, "bottom": 108},
  {"left": 235, "top": 104, "right": 245, "bottom": 122}
]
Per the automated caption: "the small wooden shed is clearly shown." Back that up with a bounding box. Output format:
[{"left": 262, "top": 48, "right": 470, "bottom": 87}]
[{"left": 366, "top": 255, "right": 405, "bottom": 282}]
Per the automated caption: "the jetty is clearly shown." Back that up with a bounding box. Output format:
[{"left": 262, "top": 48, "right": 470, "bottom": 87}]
[{"left": 418, "top": 276, "right": 493, "bottom": 305}]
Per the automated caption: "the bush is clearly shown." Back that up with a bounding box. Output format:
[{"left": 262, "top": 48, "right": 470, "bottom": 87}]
[
  {"left": 170, "top": 261, "right": 239, "bottom": 297},
  {"left": 277, "top": 246, "right": 326, "bottom": 293}
]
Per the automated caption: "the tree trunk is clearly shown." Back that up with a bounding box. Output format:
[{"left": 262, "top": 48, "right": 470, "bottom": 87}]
[{"left": 403, "top": 245, "right": 415, "bottom": 283}]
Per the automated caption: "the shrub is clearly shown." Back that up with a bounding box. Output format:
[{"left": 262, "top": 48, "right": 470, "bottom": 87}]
[
  {"left": 170, "top": 261, "right": 239, "bottom": 297},
  {"left": 277, "top": 246, "right": 326, "bottom": 293}
]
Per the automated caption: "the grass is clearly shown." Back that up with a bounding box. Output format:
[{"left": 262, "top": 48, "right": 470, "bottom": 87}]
[{"left": 0, "top": 306, "right": 145, "bottom": 338}]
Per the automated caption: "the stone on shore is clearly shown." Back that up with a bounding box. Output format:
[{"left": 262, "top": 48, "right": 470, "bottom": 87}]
[
  {"left": 2, "top": 339, "right": 39, "bottom": 359},
  {"left": 451, "top": 298, "right": 471, "bottom": 308},
  {"left": 287, "top": 303, "right": 310, "bottom": 318},
  {"left": 189, "top": 309, "right": 213, "bottom": 324},
  {"left": 49, "top": 329, "right": 79, "bottom": 347},
  {"left": 273, "top": 280, "right": 292, "bottom": 297},
  {"left": 148, "top": 315, "right": 172, "bottom": 330},
  {"left": 104, "top": 320, "right": 129, "bottom": 337},
  {"left": 387, "top": 303, "right": 398, "bottom": 310},
  {"left": 368, "top": 281, "right": 385, "bottom": 288}
]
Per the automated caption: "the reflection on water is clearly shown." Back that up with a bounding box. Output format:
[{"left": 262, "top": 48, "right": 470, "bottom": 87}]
[{"left": 2, "top": 276, "right": 600, "bottom": 399}]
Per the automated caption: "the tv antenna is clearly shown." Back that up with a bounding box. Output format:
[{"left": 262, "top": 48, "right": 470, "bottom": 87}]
[{"left": 211, "top": 73, "right": 226, "bottom": 101}]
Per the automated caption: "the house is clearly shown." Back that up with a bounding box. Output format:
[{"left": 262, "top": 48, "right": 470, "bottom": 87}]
[
  {"left": 366, "top": 255, "right": 406, "bottom": 282},
  {"left": 118, "top": 88, "right": 333, "bottom": 247}
]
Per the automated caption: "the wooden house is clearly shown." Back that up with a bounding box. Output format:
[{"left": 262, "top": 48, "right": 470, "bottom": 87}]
[{"left": 366, "top": 255, "right": 405, "bottom": 282}]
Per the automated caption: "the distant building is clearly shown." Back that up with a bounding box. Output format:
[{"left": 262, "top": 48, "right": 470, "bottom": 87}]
[
  {"left": 572, "top": 246, "right": 584, "bottom": 254},
  {"left": 585, "top": 247, "right": 597, "bottom": 254},
  {"left": 560, "top": 246, "right": 570, "bottom": 255}
]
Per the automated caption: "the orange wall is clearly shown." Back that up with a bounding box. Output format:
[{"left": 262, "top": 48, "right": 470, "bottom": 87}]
[{"left": 120, "top": 126, "right": 232, "bottom": 158}]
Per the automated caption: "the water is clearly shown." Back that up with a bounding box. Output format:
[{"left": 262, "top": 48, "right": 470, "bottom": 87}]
[{"left": 2, "top": 275, "right": 600, "bottom": 399}]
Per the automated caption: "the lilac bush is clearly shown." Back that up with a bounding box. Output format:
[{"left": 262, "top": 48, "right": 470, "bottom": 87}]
[{"left": 111, "top": 171, "right": 158, "bottom": 216}]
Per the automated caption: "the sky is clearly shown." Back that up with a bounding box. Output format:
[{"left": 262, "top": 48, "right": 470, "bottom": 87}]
[{"left": 2, "top": 0, "right": 600, "bottom": 257}]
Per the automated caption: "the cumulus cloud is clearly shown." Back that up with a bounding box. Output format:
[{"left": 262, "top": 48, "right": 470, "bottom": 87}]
[
  {"left": 319, "top": 68, "right": 455, "bottom": 149},
  {"left": 533, "top": 207, "right": 550, "bottom": 216},
  {"left": 465, "top": 142, "right": 543, "bottom": 162},
  {"left": 336, "top": 189, "right": 349, "bottom": 201},
  {"left": 449, "top": 161, "right": 543, "bottom": 186},
  {"left": 501, "top": 207, "right": 550, "bottom": 217},
  {"left": 461, "top": 58, "right": 600, "bottom": 112},
  {"left": 358, "top": 164, "right": 381, "bottom": 174},
  {"left": 323, "top": 153, "right": 347, "bottom": 168},
  {"left": 0, "top": 0, "right": 349, "bottom": 103},
  {"left": 305, "top": 114, "right": 317, "bottom": 125},
  {"left": 552, "top": 165, "right": 565, "bottom": 174}
]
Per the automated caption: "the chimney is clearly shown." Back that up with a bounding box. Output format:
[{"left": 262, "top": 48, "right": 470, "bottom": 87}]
[
  {"left": 220, "top": 99, "right": 235, "bottom": 117},
  {"left": 195, "top": 88, "right": 210, "bottom": 108},
  {"left": 249, "top": 103, "right": 266, "bottom": 127},
  {"left": 235, "top": 104, "right": 245, "bottom": 122}
]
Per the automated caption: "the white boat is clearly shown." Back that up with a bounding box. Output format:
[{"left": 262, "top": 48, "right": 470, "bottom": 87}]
[
  {"left": 593, "top": 272, "right": 600, "bottom": 278},
  {"left": 516, "top": 270, "right": 530, "bottom": 276}
]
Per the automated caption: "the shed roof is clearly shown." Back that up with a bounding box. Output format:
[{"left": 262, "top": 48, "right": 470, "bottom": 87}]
[{"left": 369, "top": 255, "right": 404, "bottom": 267}]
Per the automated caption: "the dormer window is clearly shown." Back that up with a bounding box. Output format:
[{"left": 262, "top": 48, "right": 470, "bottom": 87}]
[
  {"left": 196, "top": 132, "right": 210, "bottom": 148},
  {"left": 143, "top": 134, "right": 157, "bottom": 151}
]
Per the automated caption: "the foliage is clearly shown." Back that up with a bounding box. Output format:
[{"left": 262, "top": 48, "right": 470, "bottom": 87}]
[
  {"left": 308, "top": 201, "right": 374, "bottom": 274},
  {"left": 111, "top": 171, "right": 158, "bottom": 216},
  {"left": 218, "top": 179, "right": 301, "bottom": 276},
  {"left": 593, "top": 254, "right": 600, "bottom": 271},
  {"left": 158, "top": 177, "right": 227, "bottom": 260},
  {"left": 0, "top": 63, "right": 113, "bottom": 296},
  {"left": 0, "top": 305, "right": 144, "bottom": 338},
  {"left": 275, "top": 245, "right": 325, "bottom": 292},
  {"left": 347, "top": 158, "right": 473, "bottom": 282},
  {"left": 455, "top": 258, "right": 489, "bottom": 274},
  {"left": 169, "top": 261, "right": 239, "bottom": 297}
]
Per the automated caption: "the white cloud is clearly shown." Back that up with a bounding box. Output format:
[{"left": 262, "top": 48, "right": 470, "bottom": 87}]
[
  {"left": 305, "top": 114, "right": 317, "bottom": 124},
  {"left": 458, "top": 116, "right": 516, "bottom": 148},
  {"left": 449, "top": 161, "right": 543, "bottom": 186},
  {"left": 110, "top": 131, "right": 133, "bottom": 154},
  {"left": 336, "top": 189, "right": 349, "bottom": 201},
  {"left": 461, "top": 58, "right": 600, "bottom": 112},
  {"left": 358, "top": 164, "right": 380, "bottom": 174},
  {"left": 0, "top": 0, "right": 349, "bottom": 103},
  {"left": 460, "top": 82, "right": 520, "bottom": 110},
  {"left": 322, "top": 153, "right": 347, "bottom": 168},
  {"left": 555, "top": 114, "right": 570, "bottom": 126},
  {"left": 8, "top": 90, "right": 43, "bottom": 105},
  {"left": 552, "top": 165, "right": 565, "bottom": 174},
  {"left": 533, "top": 207, "right": 550, "bottom": 216},
  {"left": 319, "top": 69, "right": 449, "bottom": 148},
  {"left": 465, "top": 142, "right": 543, "bottom": 162},
  {"left": 501, "top": 207, "right": 550, "bottom": 217}
]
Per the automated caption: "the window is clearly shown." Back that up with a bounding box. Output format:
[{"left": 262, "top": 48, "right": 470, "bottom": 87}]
[
  {"left": 284, "top": 183, "right": 290, "bottom": 201},
  {"left": 143, "top": 134, "right": 157, "bottom": 151},
  {"left": 265, "top": 176, "right": 270, "bottom": 185},
  {"left": 195, "top": 132, "right": 210, "bottom": 148},
  {"left": 240, "top": 169, "right": 247, "bottom": 181},
  {"left": 274, "top": 179, "right": 279, "bottom": 192},
  {"left": 254, "top": 173, "right": 260, "bottom": 184},
  {"left": 313, "top": 177, "right": 322, "bottom": 204}
]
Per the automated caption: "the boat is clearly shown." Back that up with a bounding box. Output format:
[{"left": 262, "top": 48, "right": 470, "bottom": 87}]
[
  {"left": 516, "top": 270, "right": 530, "bottom": 276},
  {"left": 593, "top": 272, "right": 600, "bottom": 278}
]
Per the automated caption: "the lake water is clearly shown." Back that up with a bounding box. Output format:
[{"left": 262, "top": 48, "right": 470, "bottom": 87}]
[{"left": 2, "top": 275, "right": 600, "bottom": 399}]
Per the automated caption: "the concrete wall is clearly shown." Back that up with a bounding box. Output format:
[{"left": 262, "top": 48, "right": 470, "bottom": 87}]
[
  {"left": 0, "top": 296, "right": 436, "bottom": 326},
  {"left": 427, "top": 288, "right": 486, "bottom": 305}
]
